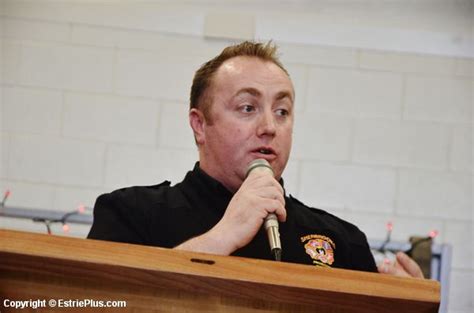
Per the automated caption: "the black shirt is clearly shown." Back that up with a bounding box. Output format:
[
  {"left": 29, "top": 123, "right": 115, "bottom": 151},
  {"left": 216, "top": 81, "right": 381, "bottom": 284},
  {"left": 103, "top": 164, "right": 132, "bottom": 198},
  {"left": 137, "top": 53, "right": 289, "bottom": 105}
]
[{"left": 88, "top": 163, "right": 377, "bottom": 272}]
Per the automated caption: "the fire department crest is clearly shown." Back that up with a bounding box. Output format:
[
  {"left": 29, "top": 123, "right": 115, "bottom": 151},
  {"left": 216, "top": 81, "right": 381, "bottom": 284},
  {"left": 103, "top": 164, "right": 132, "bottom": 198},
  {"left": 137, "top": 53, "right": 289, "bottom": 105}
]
[{"left": 301, "top": 234, "right": 335, "bottom": 267}]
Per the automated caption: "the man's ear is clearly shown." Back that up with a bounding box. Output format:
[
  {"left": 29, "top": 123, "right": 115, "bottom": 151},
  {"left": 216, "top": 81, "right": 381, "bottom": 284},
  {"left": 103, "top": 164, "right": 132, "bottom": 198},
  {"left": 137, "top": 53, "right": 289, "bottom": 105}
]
[{"left": 189, "top": 108, "right": 206, "bottom": 145}]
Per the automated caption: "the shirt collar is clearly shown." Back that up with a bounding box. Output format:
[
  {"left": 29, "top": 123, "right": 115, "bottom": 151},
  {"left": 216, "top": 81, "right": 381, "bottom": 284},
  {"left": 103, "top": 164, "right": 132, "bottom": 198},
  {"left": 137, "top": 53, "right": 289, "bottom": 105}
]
[
  {"left": 179, "top": 162, "right": 290, "bottom": 223},
  {"left": 183, "top": 162, "right": 286, "bottom": 197}
]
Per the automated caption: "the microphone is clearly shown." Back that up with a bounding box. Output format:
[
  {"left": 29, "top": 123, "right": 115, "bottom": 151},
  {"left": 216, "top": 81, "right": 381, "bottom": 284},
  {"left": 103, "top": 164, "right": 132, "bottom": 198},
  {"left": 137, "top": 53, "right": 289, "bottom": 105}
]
[{"left": 246, "top": 159, "right": 282, "bottom": 261}]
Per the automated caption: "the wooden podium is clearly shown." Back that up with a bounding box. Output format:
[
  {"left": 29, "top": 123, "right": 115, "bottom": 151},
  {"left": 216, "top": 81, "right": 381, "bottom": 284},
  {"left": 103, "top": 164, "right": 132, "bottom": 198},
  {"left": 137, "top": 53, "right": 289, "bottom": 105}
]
[{"left": 0, "top": 229, "right": 440, "bottom": 312}]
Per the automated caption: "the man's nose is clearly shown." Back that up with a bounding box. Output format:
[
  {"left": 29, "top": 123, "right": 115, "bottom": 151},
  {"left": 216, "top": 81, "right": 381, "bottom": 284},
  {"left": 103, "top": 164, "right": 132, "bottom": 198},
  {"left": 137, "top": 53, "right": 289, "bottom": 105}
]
[{"left": 257, "top": 110, "right": 276, "bottom": 137}]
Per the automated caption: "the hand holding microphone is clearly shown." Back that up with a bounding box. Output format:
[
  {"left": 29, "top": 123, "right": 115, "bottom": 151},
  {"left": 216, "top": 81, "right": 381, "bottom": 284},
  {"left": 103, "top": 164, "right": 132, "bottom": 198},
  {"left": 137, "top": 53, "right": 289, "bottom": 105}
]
[
  {"left": 176, "top": 159, "right": 286, "bottom": 258},
  {"left": 246, "top": 159, "right": 283, "bottom": 261},
  {"left": 211, "top": 159, "right": 286, "bottom": 258}
]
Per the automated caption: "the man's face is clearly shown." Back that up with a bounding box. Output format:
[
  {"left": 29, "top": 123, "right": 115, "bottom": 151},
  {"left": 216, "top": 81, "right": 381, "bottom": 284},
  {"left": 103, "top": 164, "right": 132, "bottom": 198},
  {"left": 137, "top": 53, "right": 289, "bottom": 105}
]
[{"left": 192, "top": 56, "right": 294, "bottom": 192}]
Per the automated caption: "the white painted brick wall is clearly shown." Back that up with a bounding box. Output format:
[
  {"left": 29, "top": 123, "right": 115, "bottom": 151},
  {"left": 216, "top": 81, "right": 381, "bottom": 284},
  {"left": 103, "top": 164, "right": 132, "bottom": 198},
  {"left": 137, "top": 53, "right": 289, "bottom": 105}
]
[
  {"left": 2, "top": 86, "right": 62, "bottom": 134},
  {"left": 52, "top": 185, "right": 107, "bottom": 212},
  {"left": 0, "top": 16, "right": 3, "bottom": 179},
  {"left": 404, "top": 76, "right": 472, "bottom": 123},
  {"left": 115, "top": 50, "right": 202, "bottom": 101},
  {"left": 19, "top": 41, "right": 115, "bottom": 92},
  {"left": 455, "top": 58, "right": 473, "bottom": 77},
  {"left": 3, "top": 17, "right": 71, "bottom": 43},
  {"left": 299, "top": 161, "right": 397, "bottom": 213},
  {"left": 359, "top": 50, "right": 455, "bottom": 75},
  {"left": 3, "top": 1, "right": 205, "bottom": 36},
  {"left": 336, "top": 212, "right": 394, "bottom": 241},
  {"left": 281, "top": 159, "right": 299, "bottom": 197},
  {"left": 292, "top": 113, "right": 352, "bottom": 161},
  {"left": 70, "top": 25, "right": 133, "bottom": 48},
  {"left": 444, "top": 221, "right": 474, "bottom": 270},
  {"left": 63, "top": 92, "right": 159, "bottom": 145},
  {"left": 450, "top": 124, "right": 472, "bottom": 172},
  {"left": 104, "top": 145, "right": 198, "bottom": 190},
  {"left": 7, "top": 135, "right": 106, "bottom": 187},
  {"left": 2, "top": 39, "right": 21, "bottom": 84},
  {"left": 449, "top": 270, "right": 473, "bottom": 311},
  {"left": 0, "top": 3, "right": 472, "bottom": 312},
  {"left": 284, "top": 64, "right": 308, "bottom": 112},
  {"left": 158, "top": 101, "right": 195, "bottom": 150},
  {"left": 306, "top": 68, "right": 402, "bottom": 119},
  {"left": 204, "top": 11, "right": 255, "bottom": 40},
  {"left": 256, "top": 6, "right": 472, "bottom": 58},
  {"left": 70, "top": 25, "right": 230, "bottom": 59},
  {"left": 278, "top": 43, "right": 357, "bottom": 68},
  {"left": 0, "top": 133, "right": 9, "bottom": 179},
  {"left": 0, "top": 179, "right": 55, "bottom": 209},
  {"left": 397, "top": 170, "right": 471, "bottom": 221},
  {"left": 0, "top": 131, "right": 3, "bottom": 180},
  {"left": 0, "top": 178, "right": 103, "bottom": 213},
  {"left": 353, "top": 120, "right": 450, "bottom": 169}
]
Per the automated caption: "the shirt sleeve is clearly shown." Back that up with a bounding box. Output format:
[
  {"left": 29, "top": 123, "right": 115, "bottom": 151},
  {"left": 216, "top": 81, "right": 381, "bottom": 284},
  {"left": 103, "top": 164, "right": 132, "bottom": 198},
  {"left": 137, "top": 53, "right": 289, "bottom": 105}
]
[
  {"left": 87, "top": 188, "right": 151, "bottom": 245},
  {"left": 350, "top": 233, "right": 378, "bottom": 273}
]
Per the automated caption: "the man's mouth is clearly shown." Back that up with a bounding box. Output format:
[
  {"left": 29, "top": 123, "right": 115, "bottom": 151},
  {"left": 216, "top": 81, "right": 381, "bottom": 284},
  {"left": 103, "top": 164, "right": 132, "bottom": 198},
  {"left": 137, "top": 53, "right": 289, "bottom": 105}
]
[
  {"left": 258, "top": 148, "right": 272, "bottom": 155},
  {"left": 252, "top": 147, "right": 277, "bottom": 157}
]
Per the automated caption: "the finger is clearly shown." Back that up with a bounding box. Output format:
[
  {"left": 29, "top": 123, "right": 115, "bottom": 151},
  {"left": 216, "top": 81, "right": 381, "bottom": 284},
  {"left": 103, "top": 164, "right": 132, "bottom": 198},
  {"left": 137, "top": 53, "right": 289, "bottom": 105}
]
[
  {"left": 377, "top": 262, "right": 393, "bottom": 275},
  {"left": 396, "top": 252, "right": 424, "bottom": 279},
  {"left": 247, "top": 173, "right": 284, "bottom": 194},
  {"left": 377, "top": 261, "right": 410, "bottom": 278},
  {"left": 273, "top": 200, "right": 287, "bottom": 222},
  {"left": 255, "top": 187, "right": 285, "bottom": 206},
  {"left": 271, "top": 178, "right": 285, "bottom": 196},
  {"left": 262, "top": 199, "right": 287, "bottom": 222}
]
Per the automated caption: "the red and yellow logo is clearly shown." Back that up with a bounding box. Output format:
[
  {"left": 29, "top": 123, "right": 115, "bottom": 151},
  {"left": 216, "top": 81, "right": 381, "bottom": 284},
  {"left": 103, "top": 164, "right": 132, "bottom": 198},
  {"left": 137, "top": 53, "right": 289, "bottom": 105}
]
[{"left": 301, "top": 234, "right": 335, "bottom": 267}]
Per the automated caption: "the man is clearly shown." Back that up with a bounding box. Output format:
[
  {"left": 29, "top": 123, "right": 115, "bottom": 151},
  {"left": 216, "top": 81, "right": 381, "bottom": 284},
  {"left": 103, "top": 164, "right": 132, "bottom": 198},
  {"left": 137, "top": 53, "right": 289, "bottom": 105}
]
[{"left": 88, "top": 41, "right": 422, "bottom": 277}]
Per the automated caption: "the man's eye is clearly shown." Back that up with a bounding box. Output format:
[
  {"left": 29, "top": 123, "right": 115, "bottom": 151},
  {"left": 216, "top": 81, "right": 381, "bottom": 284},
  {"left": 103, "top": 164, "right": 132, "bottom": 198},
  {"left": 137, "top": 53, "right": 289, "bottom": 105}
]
[
  {"left": 241, "top": 105, "right": 255, "bottom": 113},
  {"left": 276, "top": 109, "right": 289, "bottom": 116}
]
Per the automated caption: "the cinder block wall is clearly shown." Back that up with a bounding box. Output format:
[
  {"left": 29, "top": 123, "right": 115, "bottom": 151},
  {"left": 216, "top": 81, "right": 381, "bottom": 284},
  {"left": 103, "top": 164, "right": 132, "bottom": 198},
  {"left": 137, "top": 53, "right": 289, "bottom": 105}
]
[{"left": 0, "top": 1, "right": 472, "bottom": 312}]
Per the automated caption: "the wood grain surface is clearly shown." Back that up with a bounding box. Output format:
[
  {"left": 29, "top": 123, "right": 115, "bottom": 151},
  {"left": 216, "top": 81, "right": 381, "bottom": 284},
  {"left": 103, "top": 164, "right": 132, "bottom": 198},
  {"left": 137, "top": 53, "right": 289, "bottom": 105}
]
[{"left": 0, "top": 229, "right": 440, "bottom": 312}]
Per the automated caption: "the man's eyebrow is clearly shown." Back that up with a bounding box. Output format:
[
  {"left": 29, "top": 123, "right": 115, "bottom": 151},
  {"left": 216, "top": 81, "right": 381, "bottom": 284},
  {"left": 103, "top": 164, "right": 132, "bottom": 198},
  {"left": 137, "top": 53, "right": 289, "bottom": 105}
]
[
  {"left": 234, "top": 88, "right": 294, "bottom": 102},
  {"left": 275, "top": 91, "right": 294, "bottom": 102},
  {"left": 234, "top": 88, "right": 261, "bottom": 98}
]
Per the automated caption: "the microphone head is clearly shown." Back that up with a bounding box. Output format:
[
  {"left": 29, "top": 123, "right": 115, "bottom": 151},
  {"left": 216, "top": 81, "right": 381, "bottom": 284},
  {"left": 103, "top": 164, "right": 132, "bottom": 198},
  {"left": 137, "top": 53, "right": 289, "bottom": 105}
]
[{"left": 246, "top": 159, "right": 274, "bottom": 178}]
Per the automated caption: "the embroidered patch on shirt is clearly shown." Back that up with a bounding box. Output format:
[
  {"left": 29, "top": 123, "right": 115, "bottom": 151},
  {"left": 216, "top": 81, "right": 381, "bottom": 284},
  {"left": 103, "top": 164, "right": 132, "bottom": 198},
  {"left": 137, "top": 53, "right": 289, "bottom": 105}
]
[{"left": 300, "top": 234, "right": 336, "bottom": 267}]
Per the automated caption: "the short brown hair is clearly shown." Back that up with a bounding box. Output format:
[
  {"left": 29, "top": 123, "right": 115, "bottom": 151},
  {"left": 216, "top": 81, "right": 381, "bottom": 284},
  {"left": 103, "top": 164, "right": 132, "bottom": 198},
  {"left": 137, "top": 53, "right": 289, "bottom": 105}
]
[{"left": 190, "top": 41, "right": 288, "bottom": 121}]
